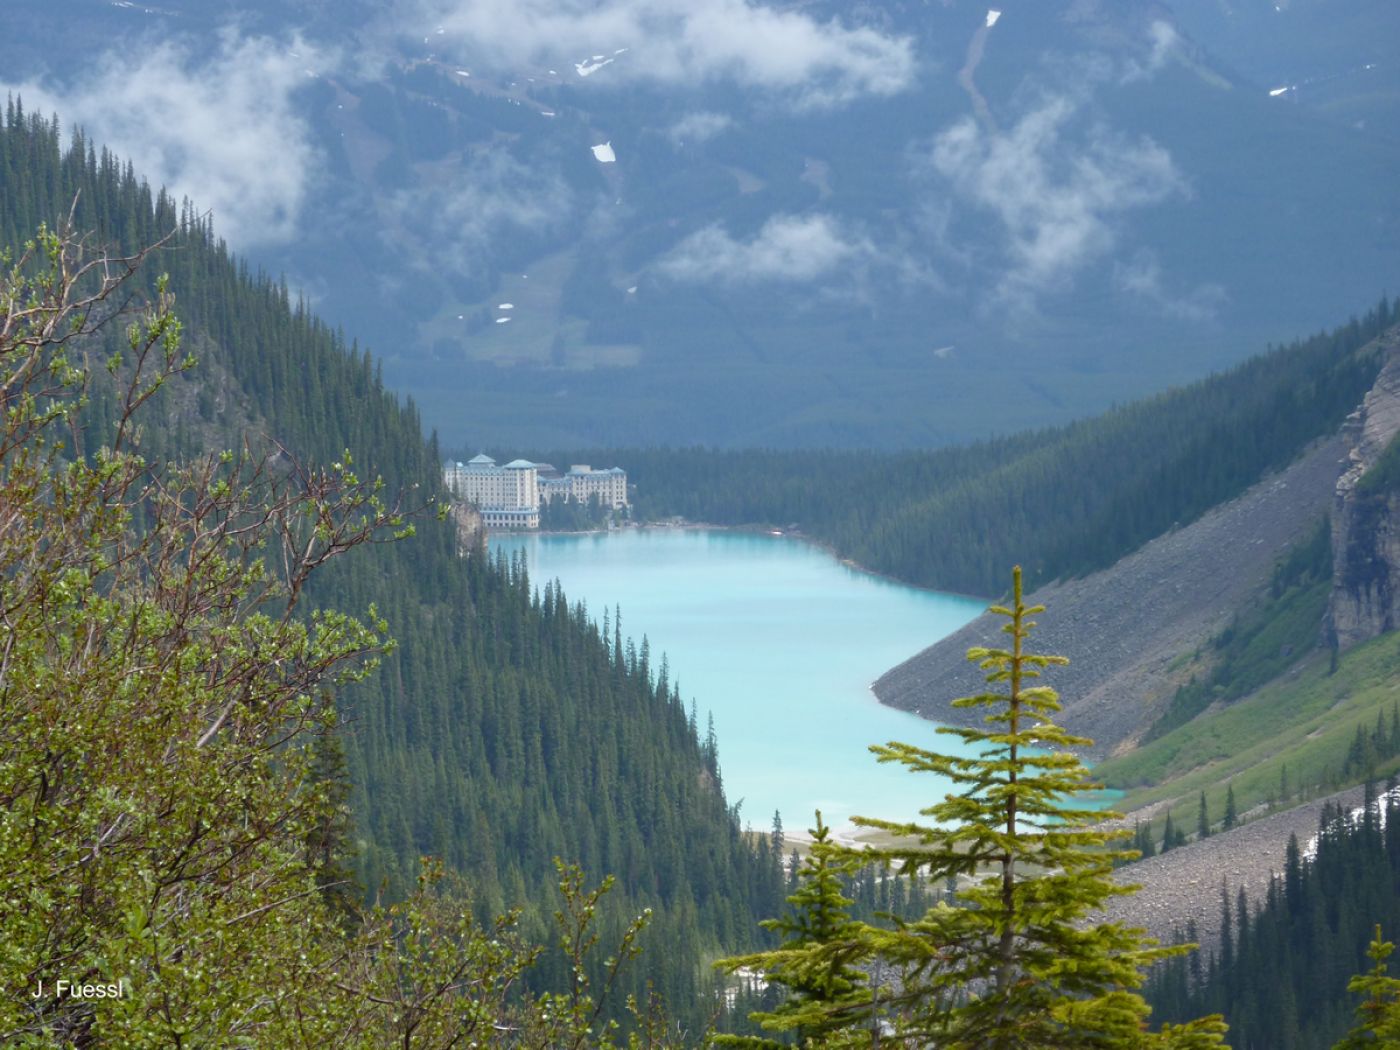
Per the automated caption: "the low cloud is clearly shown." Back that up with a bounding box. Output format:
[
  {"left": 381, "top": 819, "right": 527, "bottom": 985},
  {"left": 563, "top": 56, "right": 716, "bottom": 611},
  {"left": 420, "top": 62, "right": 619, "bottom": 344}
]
[
  {"left": 418, "top": 0, "right": 915, "bottom": 108},
  {"left": 1121, "top": 20, "right": 1180, "bottom": 83},
  {"left": 4, "top": 29, "right": 329, "bottom": 247},
  {"left": 668, "top": 111, "right": 733, "bottom": 145},
  {"left": 1114, "top": 250, "right": 1226, "bottom": 321},
  {"left": 927, "top": 95, "right": 1186, "bottom": 307},
  {"left": 659, "top": 213, "right": 871, "bottom": 283},
  {"left": 388, "top": 150, "right": 575, "bottom": 279}
]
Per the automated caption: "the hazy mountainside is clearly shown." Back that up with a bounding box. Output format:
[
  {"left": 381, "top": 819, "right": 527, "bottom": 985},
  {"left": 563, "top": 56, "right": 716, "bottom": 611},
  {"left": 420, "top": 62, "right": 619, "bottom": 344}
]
[
  {"left": 3, "top": 0, "right": 1397, "bottom": 448},
  {"left": 603, "top": 302, "right": 1391, "bottom": 596},
  {"left": 875, "top": 324, "right": 1400, "bottom": 756},
  {"left": 872, "top": 430, "right": 1351, "bottom": 758},
  {"left": 0, "top": 110, "right": 784, "bottom": 1017}
]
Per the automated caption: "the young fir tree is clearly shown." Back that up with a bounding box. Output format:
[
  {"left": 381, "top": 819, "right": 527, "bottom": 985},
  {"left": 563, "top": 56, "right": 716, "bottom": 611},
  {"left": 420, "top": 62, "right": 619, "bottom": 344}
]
[
  {"left": 715, "top": 812, "right": 873, "bottom": 1048},
  {"left": 1336, "top": 925, "right": 1400, "bottom": 1048},
  {"left": 847, "top": 567, "right": 1228, "bottom": 1048}
]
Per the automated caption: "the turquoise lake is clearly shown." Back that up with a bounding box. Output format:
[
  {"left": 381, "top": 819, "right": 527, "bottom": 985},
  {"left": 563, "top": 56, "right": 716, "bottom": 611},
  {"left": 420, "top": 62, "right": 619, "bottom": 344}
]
[{"left": 490, "top": 528, "right": 987, "bottom": 836}]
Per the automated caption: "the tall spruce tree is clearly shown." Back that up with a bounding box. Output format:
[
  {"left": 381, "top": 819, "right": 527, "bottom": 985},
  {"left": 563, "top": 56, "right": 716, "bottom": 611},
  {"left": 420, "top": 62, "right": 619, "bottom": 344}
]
[
  {"left": 716, "top": 812, "right": 873, "bottom": 1048},
  {"left": 1337, "top": 926, "right": 1400, "bottom": 1048},
  {"left": 833, "top": 568, "right": 1229, "bottom": 1047}
]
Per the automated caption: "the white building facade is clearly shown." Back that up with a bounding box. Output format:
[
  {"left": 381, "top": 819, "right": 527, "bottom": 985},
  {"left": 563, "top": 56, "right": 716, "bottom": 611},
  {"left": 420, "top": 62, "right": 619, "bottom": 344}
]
[
  {"left": 538, "top": 465, "right": 629, "bottom": 510},
  {"left": 443, "top": 455, "right": 629, "bottom": 529},
  {"left": 443, "top": 454, "right": 540, "bottom": 529}
]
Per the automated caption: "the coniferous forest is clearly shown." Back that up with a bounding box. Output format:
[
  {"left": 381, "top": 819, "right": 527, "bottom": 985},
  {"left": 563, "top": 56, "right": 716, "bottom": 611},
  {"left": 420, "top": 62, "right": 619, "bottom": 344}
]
[
  {"left": 570, "top": 302, "right": 1392, "bottom": 597},
  {"left": 1148, "top": 786, "right": 1400, "bottom": 1049},
  {"left": 0, "top": 103, "right": 785, "bottom": 1029}
]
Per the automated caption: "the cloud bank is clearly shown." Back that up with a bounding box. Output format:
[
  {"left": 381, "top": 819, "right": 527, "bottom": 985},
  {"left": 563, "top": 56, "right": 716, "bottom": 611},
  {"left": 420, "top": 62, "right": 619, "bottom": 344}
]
[
  {"left": 389, "top": 150, "right": 575, "bottom": 279},
  {"left": 1121, "top": 20, "right": 1180, "bottom": 83},
  {"left": 1114, "top": 249, "right": 1226, "bottom": 321},
  {"left": 928, "top": 95, "right": 1186, "bottom": 307},
  {"left": 419, "top": 0, "right": 915, "bottom": 107},
  {"left": 3, "top": 29, "right": 328, "bottom": 247},
  {"left": 668, "top": 111, "right": 733, "bottom": 145},
  {"left": 658, "top": 213, "right": 871, "bottom": 283}
]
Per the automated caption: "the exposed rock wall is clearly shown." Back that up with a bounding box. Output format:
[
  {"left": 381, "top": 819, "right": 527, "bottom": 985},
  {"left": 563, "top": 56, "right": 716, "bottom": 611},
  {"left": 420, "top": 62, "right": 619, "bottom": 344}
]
[
  {"left": 450, "top": 502, "right": 484, "bottom": 554},
  {"left": 1327, "top": 331, "right": 1400, "bottom": 651}
]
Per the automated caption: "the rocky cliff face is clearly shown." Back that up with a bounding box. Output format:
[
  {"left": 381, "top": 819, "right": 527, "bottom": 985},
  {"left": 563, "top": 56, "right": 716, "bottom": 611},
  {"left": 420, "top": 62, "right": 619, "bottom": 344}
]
[
  {"left": 1327, "top": 330, "right": 1400, "bottom": 651},
  {"left": 450, "top": 502, "right": 484, "bottom": 554}
]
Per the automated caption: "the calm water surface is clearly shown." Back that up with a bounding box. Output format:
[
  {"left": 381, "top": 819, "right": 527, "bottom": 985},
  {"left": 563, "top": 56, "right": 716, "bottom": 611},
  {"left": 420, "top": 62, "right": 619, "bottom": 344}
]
[{"left": 490, "top": 528, "right": 986, "bottom": 834}]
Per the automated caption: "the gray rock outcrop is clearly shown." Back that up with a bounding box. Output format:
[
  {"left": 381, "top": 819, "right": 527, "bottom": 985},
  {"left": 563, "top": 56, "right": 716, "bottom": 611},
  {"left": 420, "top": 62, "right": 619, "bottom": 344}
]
[{"left": 1327, "top": 330, "right": 1400, "bottom": 651}]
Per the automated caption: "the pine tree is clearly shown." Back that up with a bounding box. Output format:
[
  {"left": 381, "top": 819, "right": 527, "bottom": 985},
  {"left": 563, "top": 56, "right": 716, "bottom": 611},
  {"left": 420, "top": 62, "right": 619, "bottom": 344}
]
[
  {"left": 1197, "top": 792, "right": 1211, "bottom": 840},
  {"left": 1336, "top": 926, "right": 1400, "bottom": 1048},
  {"left": 1224, "top": 783, "right": 1238, "bottom": 830},
  {"left": 1163, "top": 811, "right": 1180, "bottom": 854},
  {"left": 715, "top": 812, "right": 872, "bottom": 1047},
  {"left": 845, "top": 567, "right": 1228, "bottom": 1048}
]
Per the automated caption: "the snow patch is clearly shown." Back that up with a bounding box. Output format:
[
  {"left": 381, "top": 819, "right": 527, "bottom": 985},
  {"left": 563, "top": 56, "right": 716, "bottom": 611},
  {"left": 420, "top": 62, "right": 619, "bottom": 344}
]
[
  {"left": 1269, "top": 86, "right": 1291, "bottom": 97},
  {"left": 591, "top": 141, "right": 617, "bottom": 163},
  {"left": 455, "top": 70, "right": 471, "bottom": 77},
  {"left": 498, "top": 303, "right": 514, "bottom": 309},
  {"left": 495, "top": 317, "right": 512, "bottom": 325},
  {"left": 575, "top": 56, "right": 614, "bottom": 77},
  {"left": 986, "top": 9, "right": 1002, "bottom": 28},
  {"left": 1304, "top": 787, "right": 1400, "bottom": 861},
  {"left": 626, "top": 286, "right": 638, "bottom": 294}
]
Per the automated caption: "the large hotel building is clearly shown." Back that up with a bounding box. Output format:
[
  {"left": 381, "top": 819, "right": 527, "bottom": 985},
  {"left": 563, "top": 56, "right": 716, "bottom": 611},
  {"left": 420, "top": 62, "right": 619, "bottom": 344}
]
[{"left": 443, "top": 455, "right": 628, "bottom": 529}]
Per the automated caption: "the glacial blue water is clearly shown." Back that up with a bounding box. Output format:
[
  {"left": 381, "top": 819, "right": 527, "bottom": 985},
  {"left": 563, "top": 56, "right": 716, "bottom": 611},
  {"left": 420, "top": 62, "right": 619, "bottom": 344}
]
[{"left": 490, "top": 528, "right": 988, "bottom": 837}]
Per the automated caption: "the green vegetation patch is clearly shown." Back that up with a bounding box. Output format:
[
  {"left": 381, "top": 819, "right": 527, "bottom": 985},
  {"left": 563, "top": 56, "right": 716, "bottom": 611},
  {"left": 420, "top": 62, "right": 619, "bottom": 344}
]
[
  {"left": 1146, "top": 516, "right": 1333, "bottom": 740},
  {"left": 1099, "top": 631, "right": 1400, "bottom": 835}
]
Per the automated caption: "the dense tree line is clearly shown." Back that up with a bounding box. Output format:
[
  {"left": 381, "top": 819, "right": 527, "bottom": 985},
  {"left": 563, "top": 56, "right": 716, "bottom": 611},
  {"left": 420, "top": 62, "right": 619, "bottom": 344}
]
[
  {"left": 1148, "top": 784, "right": 1400, "bottom": 1049},
  {"left": 0, "top": 102, "right": 784, "bottom": 1024},
  {"left": 577, "top": 303, "right": 1393, "bottom": 596}
]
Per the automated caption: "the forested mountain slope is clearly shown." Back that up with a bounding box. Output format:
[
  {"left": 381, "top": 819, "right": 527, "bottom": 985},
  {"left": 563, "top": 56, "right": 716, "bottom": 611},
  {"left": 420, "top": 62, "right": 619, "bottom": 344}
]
[
  {"left": 593, "top": 301, "right": 1393, "bottom": 597},
  {"left": 1139, "top": 785, "right": 1400, "bottom": 1049},
  {"left": 873, "top": 430, "right": 1352, "bottom": 757},
  {"left": 0, "top": 105, "right": 783, "bottom": 1016}
]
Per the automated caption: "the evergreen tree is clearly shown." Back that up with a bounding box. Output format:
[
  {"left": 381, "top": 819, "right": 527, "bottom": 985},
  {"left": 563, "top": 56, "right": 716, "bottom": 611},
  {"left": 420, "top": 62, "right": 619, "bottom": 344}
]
[
  {"left": 1224, "top": 784, "right": 1239, "bottom": 830},
  {"left": 839, "top": 568, "right": 1228, "bottom": 1047},
  {"left": 1163, "top": 812, "right": 1180, "bottom": 854},
  {"left": 1337, "top": 925, "right": 1400, "bottom": 1048},
  {"left": 716, "top": 812, "right": 873, "bottom": 1047},
  {"left": 1198, "top": 793, "right": 1212, "bottom": 840}
]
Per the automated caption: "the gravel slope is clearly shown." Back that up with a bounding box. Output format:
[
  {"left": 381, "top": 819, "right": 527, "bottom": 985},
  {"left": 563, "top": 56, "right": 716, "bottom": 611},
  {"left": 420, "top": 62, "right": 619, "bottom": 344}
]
[
  {"left": 873, "top": 435, "right": 1348, "bottom": 759},
  {"left": 1104, "top": 785, "right": 1370, "bottom": 952}
]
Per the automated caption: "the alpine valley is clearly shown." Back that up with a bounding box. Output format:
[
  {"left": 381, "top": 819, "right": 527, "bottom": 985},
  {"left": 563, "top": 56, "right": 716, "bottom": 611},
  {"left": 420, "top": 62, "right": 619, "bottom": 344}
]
[{"left": 2, "top": 0, "right": 1399, "bottom": 1047}]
